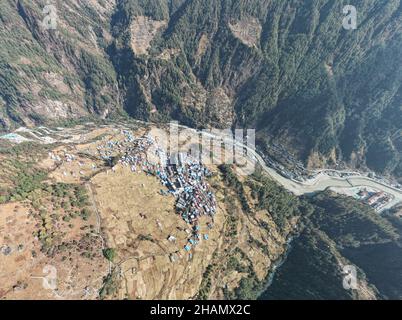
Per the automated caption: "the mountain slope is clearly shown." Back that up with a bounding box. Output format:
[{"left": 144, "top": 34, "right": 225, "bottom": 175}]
[
  {"left": 108, "top": 0, "right": 402, "bottom": 177},
  {"left": 0, "top": 0, "right": 120, "bottom": 128},
  {"left": 262, "top": 191, "right": 402, "bottom": 300},
  {"left": 1, "top": 0, "right": 401, "bottom": 177}
]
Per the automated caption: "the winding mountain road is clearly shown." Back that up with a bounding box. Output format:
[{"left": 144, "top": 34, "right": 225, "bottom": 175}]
[{"left": 172, "top": 122, "right": 402, "bottom": 211}]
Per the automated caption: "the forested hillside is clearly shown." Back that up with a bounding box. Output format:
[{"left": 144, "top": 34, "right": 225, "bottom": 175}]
[
  {"left": 0, "top": 0, "right": 120, "bottom": 128},
  {"left": 1, "top": 0, "right": 401, "bottom": 176},
  {"left": 262, "top": 191, "right": 402, "bottom": 300}
]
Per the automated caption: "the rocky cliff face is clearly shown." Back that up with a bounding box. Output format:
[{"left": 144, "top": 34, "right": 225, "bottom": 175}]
[{"left": 1, "top": 0, "right": 401, "bottom": 177}]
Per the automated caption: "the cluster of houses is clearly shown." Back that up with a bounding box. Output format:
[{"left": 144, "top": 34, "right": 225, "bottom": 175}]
[
  {"left": 96, "top": 131, "right": 155, "bottom": 172},
  {"left": 357, "top": 189, "right": 391, "bottom": 211},
  {"left": 120, "top": 135, "right": 158, "bottom": 172},
  {"left": 48, "top": 151, "right": 92, "bottom": 177},
  {"left": 95, "top": 130, "right": 217, "bottom": 253},
  {"left": 156, "top": 153, "right": 217, "bottom": 252}
]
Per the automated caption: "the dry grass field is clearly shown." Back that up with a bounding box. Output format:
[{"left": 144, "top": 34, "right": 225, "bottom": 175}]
[
  {"left": 0, "top": 202, "right": 108, "bottom": 299},
  {"left": 0, "top": 123, "right": 293, "bottom": 300}
]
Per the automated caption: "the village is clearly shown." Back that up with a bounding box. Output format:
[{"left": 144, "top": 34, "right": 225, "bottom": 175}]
[
  {"left": 2, "top": 122, "right": 401, "bottom": 216},
  {"left": 1, "top": 122, "right": 401, "bottom": 300},
  {"left": 48, "top": 128, "right": 218, "bottom": 257}
]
